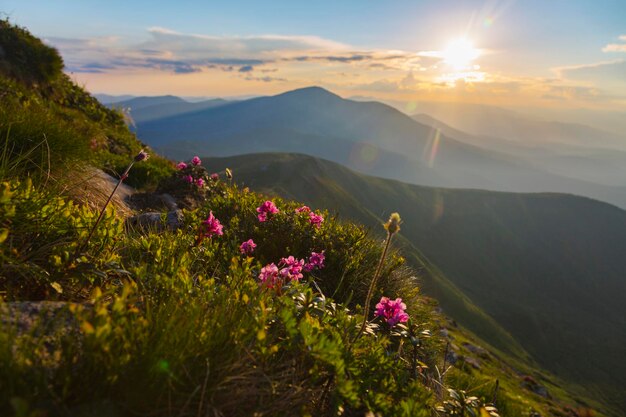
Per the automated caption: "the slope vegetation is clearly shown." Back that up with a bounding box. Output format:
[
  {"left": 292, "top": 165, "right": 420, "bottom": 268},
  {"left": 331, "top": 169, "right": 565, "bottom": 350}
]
[{"left": 205, "top": 152, "right": 626, "bottom": 415}]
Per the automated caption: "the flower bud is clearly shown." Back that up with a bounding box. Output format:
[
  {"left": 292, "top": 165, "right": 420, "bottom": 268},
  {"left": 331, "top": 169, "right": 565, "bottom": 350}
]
[
  {"left": 384, "top": 212, "right": 401, "bottom": 234},
  {"left": 134, "top": 150, "right": 149, "bottom": 162}
]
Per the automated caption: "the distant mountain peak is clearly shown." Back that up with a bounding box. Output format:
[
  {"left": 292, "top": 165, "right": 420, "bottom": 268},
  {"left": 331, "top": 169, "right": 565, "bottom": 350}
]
[{"left": 275, "top": 86, "right": 341, "bottom": 100}]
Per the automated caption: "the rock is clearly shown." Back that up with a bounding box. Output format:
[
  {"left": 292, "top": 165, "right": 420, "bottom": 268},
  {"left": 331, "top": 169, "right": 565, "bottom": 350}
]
[
  {"left": 462, "top": 356, "right": 481, "bottom": 370},
  {"left": 126, "top": 210, "right": 184, "bottom": 232},
  {"left": 160, "top": 193, "right": 178, "bottom": 211},
  {"left": 445, "top": 349, "right": 459, "bottom": 365},
  {"left": 127, "top": 212, "right": 163, "bottom": 231},
  {"left": 521, "top": 375, "right": 551, "bottom": 399},
  {"left": 1, "top": 301, "right": 74, "bottom": 334},
  {"left": 166, "top": 209, "right": 184, "bottom": 231},
  {"left": 462, "top": 342, "right": 489, "bottom": 358}
]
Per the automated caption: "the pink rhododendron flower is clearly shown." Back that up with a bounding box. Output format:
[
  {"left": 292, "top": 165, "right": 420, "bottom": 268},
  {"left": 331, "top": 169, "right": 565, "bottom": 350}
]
[
  {"left": 183, "top": 175, "right": 194, "bottom": 183},
  {"left": 210, "top": 173, "right": 219, "bottom": 181},
  {"left": 196, "top": 178, "right": 205, "bottom": 188},
  {"left": 308, "top": 212, "right": 324, "bottom": 228},
  {"left": 239, "top": 239, "right": 257, "bottom": 254},
  {"left": 295, "top": 206, "right": 311, "bottom": 214},
  {"left": 259, "top": 263, "right": 280, "bottom": 288},
  {"left": 176, "top": 162, "right": 187, "bottom": 170},
  {"left": 202, "top": 211, "right": 223, "bottom": 237},
  {"left": 256, "top": 200, "right": 279, "bottom": 222},
  {"left": 279, "top": 256, "right": 305, "bottom": 281},
  {"left": 375, "top": 297, "right": 409, "bottom": 326},
  {"left": 304, "top": 251, "right": 325, "bottom": 272},
  {"left": 191, "top": 156, "right": 202, "bottom": 166}
]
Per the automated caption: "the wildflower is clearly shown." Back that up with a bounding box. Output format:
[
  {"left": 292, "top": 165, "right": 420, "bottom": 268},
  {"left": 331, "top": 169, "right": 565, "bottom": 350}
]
[
  {"left": 259, "top": 263, "right": 280, "bottom": 288},
  {"left": 239, "top": 239, "right": 257, "bottom": 255},
  {"left": 134, "top": 149, "right": 149, "bottom": 162},
  {"left": 375, "top": 297, "right": 409, "bottom": 326},
  {"left": 183, "top": 175, "right": 194, "bottom": 183},
  {"left": 176, "top": 162, "right": 187, "bottom": 170},
  {"left": 202, "top": 211, "right": 223, "bottom": 237},
  {"left": 256, "top": 200, "right": 279, "bottom": 222},
  {"left": 309, "top": 251, "right": 325, "bottom": 267},
  {"left": 210, "top": 173, "right": 219, "bottom": 181},
  {"left": 279, "top": 256, "right": 305, "bottom": 281},
  {"left": 309, "top": 212, "right": 324, "bottom": 228},
  {"left": 295, "top": 206, "right": 311, "bottom": 214},
  {"left": 303, "top": 251, "right": 325, "bottom": 272},
  {"left": 196, "top": 178, "right": 205, "bottom": 188},
  {"left": 192, "top": 156, "right": 202, "bottom": 166}
]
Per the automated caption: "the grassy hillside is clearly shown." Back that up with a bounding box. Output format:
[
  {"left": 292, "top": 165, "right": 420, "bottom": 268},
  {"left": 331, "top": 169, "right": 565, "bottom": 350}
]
[
  {"left": 0, "top": 19, "right": 173, "bottom": 190},
  {"left": 205, "top": 152, "right": 626, "bottom": 415}
]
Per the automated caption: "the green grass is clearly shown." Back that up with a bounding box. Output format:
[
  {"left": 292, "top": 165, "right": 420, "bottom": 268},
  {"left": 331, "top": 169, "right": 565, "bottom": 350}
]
[{"left": 204, "top": 152, "right": 625, "bottom": 416}]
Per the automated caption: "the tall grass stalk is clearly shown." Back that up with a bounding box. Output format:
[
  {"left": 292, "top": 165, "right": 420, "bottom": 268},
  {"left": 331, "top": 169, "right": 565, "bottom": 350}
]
[
  {"left": 355, "top": 212, "right": 401, "bottom": 340},
  {"left": 76, "top": 150, "right": 148, "bottom": 254}
]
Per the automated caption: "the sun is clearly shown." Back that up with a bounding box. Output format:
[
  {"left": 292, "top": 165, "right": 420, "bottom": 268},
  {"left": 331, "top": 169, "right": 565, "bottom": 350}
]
[{"left": 442, "top": 38, "right": 480, "bottom": 70}]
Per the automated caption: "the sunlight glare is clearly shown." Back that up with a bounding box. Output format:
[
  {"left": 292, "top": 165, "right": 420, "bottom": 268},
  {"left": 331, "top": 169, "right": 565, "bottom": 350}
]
[{"left": 442, "top": 38, "right": 480, "bottom": 70}]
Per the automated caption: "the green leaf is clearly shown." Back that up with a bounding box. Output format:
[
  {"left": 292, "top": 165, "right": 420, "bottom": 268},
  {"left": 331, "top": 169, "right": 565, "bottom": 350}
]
[{"left": 50, "top": 281, "right": 63, "bottom": 294}]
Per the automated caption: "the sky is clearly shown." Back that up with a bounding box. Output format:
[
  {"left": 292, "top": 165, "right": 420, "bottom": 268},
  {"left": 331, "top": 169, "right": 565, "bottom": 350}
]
[{"left": 3, "top": 0, "right": 626, "bottom": 110}]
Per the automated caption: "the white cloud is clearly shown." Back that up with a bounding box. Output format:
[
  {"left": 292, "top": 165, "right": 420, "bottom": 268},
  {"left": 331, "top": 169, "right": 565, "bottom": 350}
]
[{"left": 602, "top": 35, "right": 626, "bottom": 52}]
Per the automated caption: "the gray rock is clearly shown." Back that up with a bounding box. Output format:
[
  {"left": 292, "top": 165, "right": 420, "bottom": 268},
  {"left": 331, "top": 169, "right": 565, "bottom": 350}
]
[
  {"left": 462, "top": 342, "right": 489, "bottom": 358},
  {"left": 462, "top": 356, "right": 481, "bottom": 370},
  {"left": 127, "top": 212, "right": 164, "bottom": 231},
  {"left": 166, "top": 209, "right": 184, "bottom": 231}
]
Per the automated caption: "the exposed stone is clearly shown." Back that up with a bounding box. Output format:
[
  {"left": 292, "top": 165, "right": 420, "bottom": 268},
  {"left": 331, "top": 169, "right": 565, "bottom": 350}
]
[
  {"left": 126, "top": 212, "right": 163, "bottom": 231},
  {"left": 445, "top": 349, "right": 459, "bottom": 365},
  {"left": 166, "top": 209, "right": 184, "bottom": 231},
  {"left": 462, "top": 356, "right": 481, "bottom": 370},
  {"left": 462, "top": 342, "right": 489, "bottom": 358},
  {"left": 521, "top": 375, "right": 551, "bottom": 399}
]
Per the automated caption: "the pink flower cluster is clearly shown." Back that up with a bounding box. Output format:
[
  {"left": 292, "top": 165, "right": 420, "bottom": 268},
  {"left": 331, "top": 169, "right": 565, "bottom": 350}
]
[
  {"left": 202, "top": 211, "right": 223, "bottom": 237},
  {"left": 258, "top": 263, "right": 280, "bottom": 288},
  {"left": 210, "top": 173, "right": 219, "bottom": 181},
  {"left": 176, "top": 157, "right": 209, "bottom": 188},
  {"left": 258, "top": 256, "right": 305, "bottom": 289},
  {"left": 303, "top": 251, "right": 325, "bottom": 272},
  {"left": 239, "top": 239, "right": 256, "bottom": 255},
  {"left": 257, "top": 200, "right": 279, "bottom": 222},
  {"left": 295, "top": 205, "right": 324, "bottom": 228},
  {"left": 279, "top": 256, "right": 305, "bottom": 281},
  {"left": 375, "top": 297, "right": 409, "bottom": 327},
  {"left": 258, "top": 251, "right": 325, "bottom": 288},
  {"left": 308, "top": 212, "right": 324, "bottom": 228}
]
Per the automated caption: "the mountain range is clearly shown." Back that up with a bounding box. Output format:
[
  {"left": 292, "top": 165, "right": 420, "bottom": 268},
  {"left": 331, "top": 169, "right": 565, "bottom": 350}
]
[{"left": 119, "top": 87, "right": 626, "bottom": 209}]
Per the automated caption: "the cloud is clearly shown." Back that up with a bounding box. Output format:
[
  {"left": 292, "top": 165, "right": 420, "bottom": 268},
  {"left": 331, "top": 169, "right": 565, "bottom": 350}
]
[
  {"left": 46, "top": 28, "right": 435, "bottom": 78},
  {"left": 602, "top": 35, "right": 626, "bottom": 52},
  {"left": 556, "top": 60, "right": 626, "bottom": 83}
]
